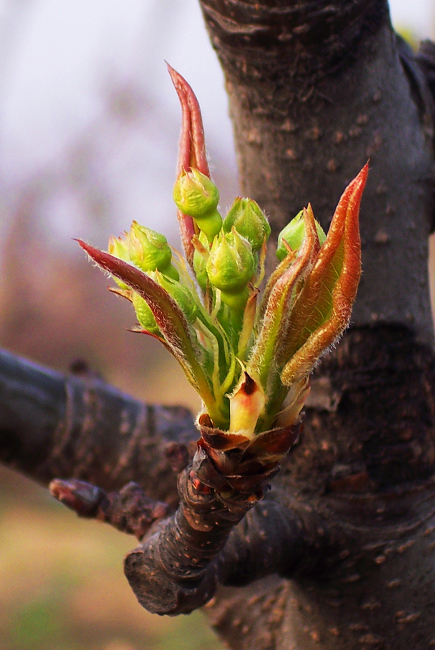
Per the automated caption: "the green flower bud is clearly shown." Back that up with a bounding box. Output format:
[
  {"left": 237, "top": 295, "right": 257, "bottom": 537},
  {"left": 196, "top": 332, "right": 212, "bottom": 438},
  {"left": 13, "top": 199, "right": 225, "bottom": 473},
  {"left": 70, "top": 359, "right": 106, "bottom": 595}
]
[
  {"left": 173, "top": 168, "right": 222, "bottom": 242},
  {"left": 173, "top": 168, "right": 219, "bottom": 217},
  {"left": 128, "top": 221, "right": 179, "bottom": 280},
  {"left": 276, "top": 210, "right": 326, "bottom": 261},
  {"left": 132, "top": 292, "right": 160, "bottom": 335},
  {"left": 206, "top": 229, "right": 255, "bottom": 295},
  {"left": 223, "top": 198, "right": 271, "bottom": 252},
  {"left": 157, "top": 274, "right": 198, "bottom": 324}
]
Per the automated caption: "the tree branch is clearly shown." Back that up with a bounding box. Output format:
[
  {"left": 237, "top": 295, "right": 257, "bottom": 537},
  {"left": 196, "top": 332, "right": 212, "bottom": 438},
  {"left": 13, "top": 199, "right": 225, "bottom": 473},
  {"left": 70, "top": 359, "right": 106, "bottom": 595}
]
[
  {"left": 48, "top": 451, "right": 329, "bottom": 618},
  {"left": 0, "top": 348, "right": 196, "bottom": 504},
  {"left": 49, "top": 479, "right": 172, "bottom": 539},
  {"left": 120, "top": 450, "right": 328, "bottom": 615}
]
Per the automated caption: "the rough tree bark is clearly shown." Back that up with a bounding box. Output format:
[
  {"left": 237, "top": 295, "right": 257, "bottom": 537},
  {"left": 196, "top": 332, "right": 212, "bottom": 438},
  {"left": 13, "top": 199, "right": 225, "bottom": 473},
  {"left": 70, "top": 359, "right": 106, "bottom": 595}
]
[
  {"left": 195, "top": 1, "right": 435, "bottom": 648},
  {"left": 2, "top": 1, "right": 435, "bottom": 649}
]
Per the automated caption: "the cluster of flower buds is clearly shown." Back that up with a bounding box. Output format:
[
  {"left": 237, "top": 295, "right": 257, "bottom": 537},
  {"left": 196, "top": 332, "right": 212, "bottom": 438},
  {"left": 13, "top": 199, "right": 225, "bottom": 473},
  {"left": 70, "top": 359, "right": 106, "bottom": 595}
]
[
  {"left": 174, "top": 172, "right": 271, "bottom": 344},
  {"left": 79, "top": 67, "right": 367, "bottom": 443}
]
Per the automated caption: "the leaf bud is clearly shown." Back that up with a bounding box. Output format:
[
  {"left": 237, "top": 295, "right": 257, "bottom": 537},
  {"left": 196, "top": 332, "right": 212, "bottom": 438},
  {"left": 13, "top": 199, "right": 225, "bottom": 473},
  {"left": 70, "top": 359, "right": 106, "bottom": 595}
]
[
  {"left": 206, "top": 229, "right": 255, "bottom": 295},
  {"left": 223, "top": 197, "right": 271, "bottom": 251},
  {"left": 173, "top": 168, "right": 222, "bottom": 242},
  {"left": 276, "top": 210, "right": 326, "bottom": 261},
  {"left": 128, "top": 221, "right": 179, "bottom": 280},
  {"left": 108, "top": 233, "right": 130, "bottom": 261}
]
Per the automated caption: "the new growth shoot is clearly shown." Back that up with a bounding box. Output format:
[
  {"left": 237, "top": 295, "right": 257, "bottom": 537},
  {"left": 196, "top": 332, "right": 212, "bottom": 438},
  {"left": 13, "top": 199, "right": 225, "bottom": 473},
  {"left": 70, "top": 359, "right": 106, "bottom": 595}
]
[{"left": 80, "top": 67, "right": 367, "bottom": 442}]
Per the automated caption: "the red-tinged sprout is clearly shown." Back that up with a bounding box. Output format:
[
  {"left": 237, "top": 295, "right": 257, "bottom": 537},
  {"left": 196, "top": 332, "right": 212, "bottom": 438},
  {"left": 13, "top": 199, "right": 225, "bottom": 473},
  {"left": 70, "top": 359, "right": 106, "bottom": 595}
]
[
  {"left": 167, "top": 64, "right": 210, "bottom": 177},
  {"left": 77, "top": 239, "right": 228, "bottom": 427},
  {"left": 247, "top": 206, "right": 318, "bottom": 392},
  {"left": 78, "top": 67, "right": 368, "bottom": 450},
  {"left": 167, "top": 64, "right": 211, "bottom": 265},
  {"left": 280, "top": 164, "right": 368, "bottom": 385}
]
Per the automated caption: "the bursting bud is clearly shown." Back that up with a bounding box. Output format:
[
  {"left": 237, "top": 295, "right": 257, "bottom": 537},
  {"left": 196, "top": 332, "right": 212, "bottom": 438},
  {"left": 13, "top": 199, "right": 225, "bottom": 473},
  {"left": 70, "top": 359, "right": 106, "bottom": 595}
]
[
  {"left": 206, "top": 229, "right": 255, "bottom": 295},
  {"left": 173, "top": 168, "right": 222, "bottom": 242},
  {"left": 132, "top": 292, "right": 160, "bottom": 335},
  {"left": 276, "top": 210, "right": 326, "bottom": 261},
  {"left": 223, "top": 198, "right": 271, "bottom": 252},
  {"left": 129, "top": 221, "right": 179, "bottom": 280}
]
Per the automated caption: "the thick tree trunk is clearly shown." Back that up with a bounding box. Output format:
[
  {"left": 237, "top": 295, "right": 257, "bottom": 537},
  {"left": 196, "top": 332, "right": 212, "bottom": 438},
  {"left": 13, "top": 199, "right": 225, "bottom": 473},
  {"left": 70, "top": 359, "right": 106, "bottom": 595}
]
[
  {"left": 195, "top": 0, "right": 435, "bottom": 647},
  {"left": 204, "top": 327, "right": 435, "bottom": 649}
]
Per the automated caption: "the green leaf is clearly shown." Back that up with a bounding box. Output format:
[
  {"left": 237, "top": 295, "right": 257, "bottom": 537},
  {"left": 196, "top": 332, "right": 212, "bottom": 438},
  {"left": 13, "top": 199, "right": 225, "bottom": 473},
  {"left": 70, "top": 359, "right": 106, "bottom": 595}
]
[
  {"left": 280, "top": 164, "right": 368, "bottom": 384},
  {"left": 246, "top": 207, "right": 318, "bottom": 394},
  {"left": 78, "top": 240, "right": 220, "bottom": 419}
]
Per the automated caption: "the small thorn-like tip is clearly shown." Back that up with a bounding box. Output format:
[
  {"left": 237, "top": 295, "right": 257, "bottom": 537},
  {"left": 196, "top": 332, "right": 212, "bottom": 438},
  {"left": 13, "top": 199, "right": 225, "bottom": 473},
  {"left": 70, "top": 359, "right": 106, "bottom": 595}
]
[
  {"left": 357, "top": 162, "right": 369, "bottom": 186},
  {"left": 76, "top": 238, "right": 92, "bottom": 254},
  {"left": 166, "top": 61, "right": 177, "bottom": 78},
  {"left": 49, "top": 478, "right": 105, "bottom": 516}
]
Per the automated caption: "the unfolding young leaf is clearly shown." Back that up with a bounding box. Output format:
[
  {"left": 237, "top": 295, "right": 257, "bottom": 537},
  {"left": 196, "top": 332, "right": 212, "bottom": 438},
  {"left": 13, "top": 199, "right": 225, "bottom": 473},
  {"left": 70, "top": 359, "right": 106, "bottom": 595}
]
[
  {"left": 280, "top": 164, "right": 368, "bottom": 384},
  {"left": 247, "top": 207, "right": 318, "bottom": 393},
  {"left": 78, "top": 240, "right": 219, "bottom": 419}
]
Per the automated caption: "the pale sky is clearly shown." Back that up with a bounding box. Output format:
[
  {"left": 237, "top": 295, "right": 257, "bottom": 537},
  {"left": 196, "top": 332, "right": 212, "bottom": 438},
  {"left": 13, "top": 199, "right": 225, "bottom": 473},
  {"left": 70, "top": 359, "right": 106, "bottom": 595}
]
[{"left": 390, "top": 0, "right": 434, "bottom": 36}]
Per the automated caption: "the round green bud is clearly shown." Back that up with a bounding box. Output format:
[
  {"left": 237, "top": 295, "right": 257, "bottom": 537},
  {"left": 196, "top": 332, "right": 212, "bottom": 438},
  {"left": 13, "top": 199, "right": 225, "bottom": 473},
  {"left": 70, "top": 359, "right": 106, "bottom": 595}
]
[
  {"left": 173, "top": 168, "right": 222, "bottom": 243},
  {"left": 132, "top": 292, "right": 160, "bottom": 335},
  {"left": 128, "top": 221, "right": 179, "bottom": 280},
  {"left": 276, "top": 211, "right": 326, "bottom": 261},
  {"left": 206, "top": 229, "right": 255, "bottom": 294},
  {"left": 173, "top": 168, "right": 219, "bottom": 218},
  {"left": 223, "top": 197, "right": 271, "bottom": 252}
]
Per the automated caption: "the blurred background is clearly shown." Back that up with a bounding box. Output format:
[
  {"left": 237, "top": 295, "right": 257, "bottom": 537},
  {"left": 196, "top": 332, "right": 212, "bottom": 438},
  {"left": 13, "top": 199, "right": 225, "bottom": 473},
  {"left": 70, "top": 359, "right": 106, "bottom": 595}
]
[{"left": 0, "top": 1, "right": 434, "bottom": 648}]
